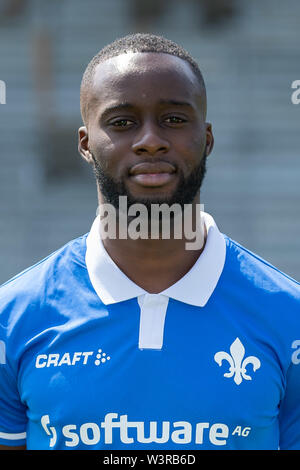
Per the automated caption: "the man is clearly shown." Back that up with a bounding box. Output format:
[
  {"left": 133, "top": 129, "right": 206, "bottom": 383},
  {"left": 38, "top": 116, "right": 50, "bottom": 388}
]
[{"left": 0, "top": 33, "right": 299, "bottom": 450}]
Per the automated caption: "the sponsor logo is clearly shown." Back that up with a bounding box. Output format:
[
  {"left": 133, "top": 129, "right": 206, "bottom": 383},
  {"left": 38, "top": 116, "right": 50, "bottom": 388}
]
[
  {"left": 214, "top": 338, "right": 261, "bottom": 385},
  {"left": 35, "top": 348, "right": 110, "bottom": 368},
  {"left": 41, "top": 413, "right": 251, "bottom": 448}
]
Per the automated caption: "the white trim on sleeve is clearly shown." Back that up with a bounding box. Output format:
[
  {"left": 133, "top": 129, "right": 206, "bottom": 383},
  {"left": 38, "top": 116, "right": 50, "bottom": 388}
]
[{"left": 0, "top": 431, "right": 26, "bottom": 440}]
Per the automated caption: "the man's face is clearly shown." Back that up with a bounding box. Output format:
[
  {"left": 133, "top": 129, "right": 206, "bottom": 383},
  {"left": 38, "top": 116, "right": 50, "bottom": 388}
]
[{"left": 79, "top": 52, "right": 214, "bottom": 209}]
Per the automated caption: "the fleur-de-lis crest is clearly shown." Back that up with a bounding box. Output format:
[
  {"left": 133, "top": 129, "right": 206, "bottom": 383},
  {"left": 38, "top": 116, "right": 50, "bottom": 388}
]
[{"left": 214, "top": 338, "right": 261, "bottom": 385}]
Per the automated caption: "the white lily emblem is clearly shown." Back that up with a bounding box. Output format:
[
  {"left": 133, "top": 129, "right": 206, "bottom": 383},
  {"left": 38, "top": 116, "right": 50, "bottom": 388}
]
[{"left": 214, "top": 338, "right": 261, "bottom": 385}]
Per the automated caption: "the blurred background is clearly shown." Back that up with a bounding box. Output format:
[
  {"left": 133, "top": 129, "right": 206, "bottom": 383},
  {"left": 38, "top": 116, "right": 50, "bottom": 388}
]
[{"left": 0, "top": 0, "right": 299, "bottom": 284}]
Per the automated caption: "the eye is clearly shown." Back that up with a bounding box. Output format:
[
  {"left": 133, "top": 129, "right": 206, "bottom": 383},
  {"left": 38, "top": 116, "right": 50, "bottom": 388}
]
[
  {"left": 164, "top": 116, "right": 187, "bottom": 124},
  {"left": 110, "top": 119, "right": 134, "bottom": 128}
]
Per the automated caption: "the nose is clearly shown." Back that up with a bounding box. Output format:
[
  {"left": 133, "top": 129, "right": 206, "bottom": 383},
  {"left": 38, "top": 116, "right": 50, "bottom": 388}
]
[{"left": 131, "top": 121, "right": 170, "bottom": 156}]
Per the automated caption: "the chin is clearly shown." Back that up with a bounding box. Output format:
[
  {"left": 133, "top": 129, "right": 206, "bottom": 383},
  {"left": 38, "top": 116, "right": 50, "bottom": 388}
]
[{"left": 125, "top": 190, "right": 181, "bottom": 208}]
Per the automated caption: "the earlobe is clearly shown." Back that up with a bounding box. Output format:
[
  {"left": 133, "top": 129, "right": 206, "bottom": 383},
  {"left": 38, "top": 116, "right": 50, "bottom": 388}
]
[{"left": 78, "top": 126, "right": 93, "bottom": 163}]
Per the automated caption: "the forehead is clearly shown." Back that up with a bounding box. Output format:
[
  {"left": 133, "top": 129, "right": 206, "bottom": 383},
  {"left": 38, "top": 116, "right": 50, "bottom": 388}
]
[{"left": 88, "top": 52, "right": 204, "bottom": 112}]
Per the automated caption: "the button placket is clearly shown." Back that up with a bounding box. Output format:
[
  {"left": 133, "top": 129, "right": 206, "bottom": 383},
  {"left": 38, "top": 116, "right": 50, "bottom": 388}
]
[{"left": 138, "top": 294, "right": 169, "bottom": 350}]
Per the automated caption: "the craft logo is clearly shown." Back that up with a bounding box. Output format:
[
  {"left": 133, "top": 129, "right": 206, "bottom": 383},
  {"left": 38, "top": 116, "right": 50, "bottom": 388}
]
[
  {"left": 35, "top": 349, "right": 110, "bottom": 368},
  {"left": 0, "top": 80, "right": 6, "bottom": 104}
]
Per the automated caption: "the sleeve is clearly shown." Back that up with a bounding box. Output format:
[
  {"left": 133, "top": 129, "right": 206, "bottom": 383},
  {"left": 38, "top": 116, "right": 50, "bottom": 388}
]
[
  {"left": 279, "top": 349, "right": 300, "bottom": 450},
  {"left": 0, "top": 338, "right": 27, "bottom": 446}
]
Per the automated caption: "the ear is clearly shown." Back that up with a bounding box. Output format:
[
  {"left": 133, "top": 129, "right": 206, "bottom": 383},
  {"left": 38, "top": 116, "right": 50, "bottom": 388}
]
[
  {"left": 205, "top": 122, "right": 214, "bottom": 156},
  {"left": 78, "top": 126, "right": 93, "bottom": 164}
]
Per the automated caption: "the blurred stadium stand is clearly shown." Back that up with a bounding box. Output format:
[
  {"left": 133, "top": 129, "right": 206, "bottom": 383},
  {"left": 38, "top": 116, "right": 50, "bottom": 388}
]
[{"left": 0, "top": 0, "right": 299, "bottom": 283}]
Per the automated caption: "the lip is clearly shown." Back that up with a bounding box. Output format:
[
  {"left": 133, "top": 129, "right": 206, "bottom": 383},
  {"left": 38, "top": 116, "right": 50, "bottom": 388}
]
[
  {"left": 129, "top": 162, "right": 177, "bottom": 187},
  {"left": 129, "top": 161, "right": 176, "bottom": 176}
]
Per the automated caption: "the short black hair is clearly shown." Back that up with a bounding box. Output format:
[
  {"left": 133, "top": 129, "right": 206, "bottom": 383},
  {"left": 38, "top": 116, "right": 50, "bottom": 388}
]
[{"left": 80, "top": 33, "right": 207, "bottom": 125}]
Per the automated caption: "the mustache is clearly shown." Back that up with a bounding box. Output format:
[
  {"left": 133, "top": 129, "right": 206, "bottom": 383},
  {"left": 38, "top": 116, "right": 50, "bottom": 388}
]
[
  {"left": 91, "top": 152, "right": 179, "bottom": 176},
  {"left": 91, "top": 150, "right": 207, "bottom": 211}
]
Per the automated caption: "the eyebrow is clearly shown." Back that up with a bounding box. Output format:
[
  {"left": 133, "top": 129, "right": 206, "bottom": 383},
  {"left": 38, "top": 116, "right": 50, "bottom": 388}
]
[
  {"left": 100, "top": 103, "right": 134, "bottom": 119},
  {"left": 100, "top": 99, "right": 195, "bottom": 121},
  {"left": 158, "top": 99, "right": 194, "bottom": 108}
]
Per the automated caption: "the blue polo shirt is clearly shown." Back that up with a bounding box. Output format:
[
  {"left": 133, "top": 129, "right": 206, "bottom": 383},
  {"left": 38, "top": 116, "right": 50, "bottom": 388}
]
[{"left": 0, "top": 213, "right": 299, "bottom": 449}]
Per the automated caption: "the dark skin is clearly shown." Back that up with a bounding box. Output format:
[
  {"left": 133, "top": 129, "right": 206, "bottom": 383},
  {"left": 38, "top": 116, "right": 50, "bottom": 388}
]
[
  {"left": 79, "top": 52, "right": 214, "bottom": 292},
  {"left": 0, "top": 53, "right": 213, "bottom": 450}
]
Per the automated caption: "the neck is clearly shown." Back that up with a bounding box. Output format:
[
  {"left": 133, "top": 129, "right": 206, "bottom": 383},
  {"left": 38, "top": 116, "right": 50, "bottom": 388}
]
[{"left": 98, "top": 197, "right": 207, "bottom": 293}]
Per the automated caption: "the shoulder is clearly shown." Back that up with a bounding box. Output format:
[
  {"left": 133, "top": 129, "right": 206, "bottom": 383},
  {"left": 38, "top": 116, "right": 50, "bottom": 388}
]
[
  {"left": 0, "top": 233, "right": 88, "bottom": 323},
  {"left": 222, "top": 235, "right": 300, "bottom": 335},
  {"left": 223, "top": 235, "right": 300, "bottom": 298},
  {"left": 221, "top": 236, "right": 300, "bottom": 369}
]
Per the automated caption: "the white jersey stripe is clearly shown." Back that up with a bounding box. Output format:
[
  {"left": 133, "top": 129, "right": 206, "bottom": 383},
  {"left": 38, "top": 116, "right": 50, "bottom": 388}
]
[{"left": 0, "top": 431, "right": 26, "bottom": 440}]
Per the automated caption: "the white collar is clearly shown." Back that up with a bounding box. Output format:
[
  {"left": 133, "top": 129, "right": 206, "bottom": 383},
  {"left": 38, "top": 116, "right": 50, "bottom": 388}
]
[{"left": 85, "top": 212, "right": 226, "bottom": 307}]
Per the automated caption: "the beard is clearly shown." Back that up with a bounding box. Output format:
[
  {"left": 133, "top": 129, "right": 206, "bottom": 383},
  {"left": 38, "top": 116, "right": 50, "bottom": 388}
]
[{"left": 91, "top": 151, "right": 207, "bottom": 212}]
